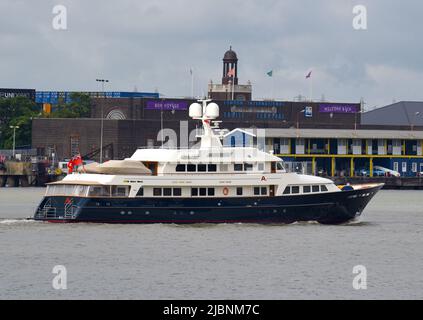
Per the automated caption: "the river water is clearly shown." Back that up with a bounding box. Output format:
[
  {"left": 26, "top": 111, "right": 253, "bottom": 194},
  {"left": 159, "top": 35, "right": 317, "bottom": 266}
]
[{"left": 0, "top": 188, "right": 422, "bottom": 299}]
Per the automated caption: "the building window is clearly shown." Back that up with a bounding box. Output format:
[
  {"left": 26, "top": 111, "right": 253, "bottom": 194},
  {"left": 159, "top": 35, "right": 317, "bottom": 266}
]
[
  {"left": 136, "top": 188, "right": 144, "bottom": 197},
  {"left": 412, "top": 162, "right": 417, "bottom": 173},
  {"left": 393, "top": 162, "right": 399, "bottom": 172},
  {"left": 70, "top": 135, "right": 80, "bottom": 157},
  {"left": 303, "top": 185, "right": 311, "bottom": 193},
  {"left": 176, "top": 164, "right": 186, "bottom": 172},
  {"left": 291, "top": 186, "right": 300, "bottom": 194},
  {"left": 163, "top": 188, "right": 172, "bottom": 196},
  {"left": 236, "top": 187, "right": 243, "bottom": 196},
  {"left": 173, "top": 188, "right": 182, "bottom": 196},
  {"left": 153, "top": 188, "right": 162, "bottom": 196},
  {"left": 402, "top": 162, "right": 407, "bottom": 173}
]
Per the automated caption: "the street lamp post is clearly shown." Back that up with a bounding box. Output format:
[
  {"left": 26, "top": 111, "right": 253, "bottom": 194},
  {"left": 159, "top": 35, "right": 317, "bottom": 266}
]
[
  {"left": 9, "top": 125, "right": 19, "bottom": 159},
  {"left": 96, "top": 79, "right": 109, "bottom": 163}
]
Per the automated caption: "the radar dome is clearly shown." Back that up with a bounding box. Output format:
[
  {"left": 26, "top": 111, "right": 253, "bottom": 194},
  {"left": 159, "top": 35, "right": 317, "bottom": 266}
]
[
  {"left": 205, "top": 103, "right": 219, "bottom": 118},
  {"left": 189, "top": 103, "right": 202, "bottom": 118}
]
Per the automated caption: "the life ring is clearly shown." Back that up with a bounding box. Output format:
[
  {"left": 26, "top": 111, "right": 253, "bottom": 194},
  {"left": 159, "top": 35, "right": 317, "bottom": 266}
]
[{"left": 223, "top": 187, "right": 229, "bottom": 196}]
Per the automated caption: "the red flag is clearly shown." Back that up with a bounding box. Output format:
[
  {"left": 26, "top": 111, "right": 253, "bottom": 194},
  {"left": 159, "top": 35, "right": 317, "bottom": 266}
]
[
  {"left": 73, "top": 154, "right": 83, "bottom": 166},
  {"left": 227, "top": 68, "right": 235, "bottom": 77},
  {"left": 67, "top": 160, "right": 74, "bottom": 174}
]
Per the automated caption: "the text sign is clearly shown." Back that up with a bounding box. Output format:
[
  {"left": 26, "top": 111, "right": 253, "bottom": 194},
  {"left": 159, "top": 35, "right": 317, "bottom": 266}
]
[
  {"left": 146, "top": 100, "right": 188, "bottom": 111},
  {"left": 319, "top": 104, "right": 358, "bottom": 113}
]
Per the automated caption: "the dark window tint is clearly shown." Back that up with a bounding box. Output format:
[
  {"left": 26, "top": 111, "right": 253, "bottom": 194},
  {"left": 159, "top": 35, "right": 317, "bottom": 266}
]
[
  {"left": 191, "top": 188, "right": 198, "bottom": 196},
  {"left": 208, "top": 164, "right": 217, "bottom": 172},
  {"left": 261, "top": 187, "right": 267, "bottom": 195},
  {"left": 199, "top": 188, "right": 207, "bottom": 196},
  {"left": 254, "top": 187, "right": 260, "bottom": 195},
  {"left": 175, "top": 164, "right": 186, "bottom": 172},
  {"left": 236, "top": 187, "right": 243, "bottom": 196},
  {"left": 136, "top": 188, "right": 144, "bottom": 196},
  {"left": 198, "top": 164, "right": 207, "bottom": 172},
  {"left": 303, "top": 186, "right": 311, "bottom": 193},
  {"left": 153, "top": 188, "right": 162, "bottom": 196},
  {"left": 244, "top": 163, "right": 253, "bottom": 171},
  {"left": 208, "top": 188, "right": 215, "bottom": 196},
  {"left": 321, "top": 185, "right": 328, "bottom": 192},
  {"left": 163, "top": 188, "right": 172, "bottom": 196},
  {"left": 283, "top": 186, "right": 291, "bottom": 194},
  {"left": 292, "top": 186, "right": 300, "bottom": 194},
  {"left": 187, "top": 164, "right": 196, "bottom": 172},
  {"left": 312, "top": 185, "right": 320, "bottom": 192},
  {"left": 173, "top": 188, "right": 182, "bottom": 196},
  {"left": 234, "top": 164, "right": 243, "bottom": 171}
]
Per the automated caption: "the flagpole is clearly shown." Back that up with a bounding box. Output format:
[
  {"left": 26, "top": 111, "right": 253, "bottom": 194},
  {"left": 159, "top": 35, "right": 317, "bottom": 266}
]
[
  {"left": 190, "top": 68, "right": 194, "bottom": 98},
  {"left": 231, "top": 66, "right": 235, "bottom": 100},
  {"left": 271, "top": 74, "right": 274, "bottom": 100}
]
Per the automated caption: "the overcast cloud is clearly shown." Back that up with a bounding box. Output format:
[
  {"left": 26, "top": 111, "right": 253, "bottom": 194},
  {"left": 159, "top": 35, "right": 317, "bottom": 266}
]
[{"left": 0, "top": 0, "right": 422, "bottom": 109}]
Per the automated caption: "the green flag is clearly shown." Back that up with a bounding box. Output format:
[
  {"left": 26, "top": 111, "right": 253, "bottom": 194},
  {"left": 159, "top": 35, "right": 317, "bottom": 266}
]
[{"left": 267, "top": 70, "right": 273, "bottom": 77}]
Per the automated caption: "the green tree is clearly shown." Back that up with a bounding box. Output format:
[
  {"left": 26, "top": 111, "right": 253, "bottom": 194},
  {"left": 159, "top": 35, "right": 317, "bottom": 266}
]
[
  {"left": 0, "top": 96, "right": 39, "bottom": 149},
  {"left": 45, "top": 92, "right": 91, "bottom": 118}
]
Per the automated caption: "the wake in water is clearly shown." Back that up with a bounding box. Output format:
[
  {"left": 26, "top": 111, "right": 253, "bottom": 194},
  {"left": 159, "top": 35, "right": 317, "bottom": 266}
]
[{"left": 0, "top": 218, "right": 38, "bottom": 225}]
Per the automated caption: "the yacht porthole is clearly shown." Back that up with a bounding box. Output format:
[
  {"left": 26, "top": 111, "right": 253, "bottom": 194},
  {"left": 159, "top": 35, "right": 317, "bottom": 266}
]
[
  {"left": 145, "top": 211, "right": 150, "bottom": 215},
  {"left": 283, "top": 209, "right": 287, "bottom": 213},
  {"left": 120, "top": 211, "right": 125, "bottom": 215},
  {"left": 190, "top": 211, "right": 194, "bottom": 215},
  {"left": 128, "top": 211, "right": 132, "bottom": 215},
  {"left": 273, "top": 209, "right": 277, "bottom": 213}
]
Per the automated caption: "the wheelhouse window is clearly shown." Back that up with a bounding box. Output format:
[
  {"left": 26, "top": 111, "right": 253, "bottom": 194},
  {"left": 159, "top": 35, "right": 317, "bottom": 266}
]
[
  {"left": 236, "top": 187, "right": 243, "bottom": 196},
  {"left": 312, "top": 185, "right": 320, "bottom": 193},
  {"left": 254, "top": 187, "right": 260, "bottom": 195},
  {"left": 136, "top": 188, "right": 144, "bottom": 197},
  {"left": 261, "top": 187, "right": 267, "bottom": 195},
  {"left": 89, "top": 186, "right": 111, "bottom": 197},
  {"left": 283, "top": 186, "right": 291, "bottom": 194},
  {"left": 187, "top": 164, "right": 196, "bottom": 172},
  {"left": 197, "top": 164, "right": 207, "bottom": 172},
  {"left": 208, "top": 164, "right": 217, "bottom": 172},
  {"left": 173, "top": 188, "right": 182, "bottom": 196},
  {"left": 303, "top": 185, "right": 311, "bottom": 193},
  {"left": 320, "top": 185, "right": 328, "bottom": 192},
  {"left": 207, "top": 188, "right": 215, "bottom": 196},
  {"left": 234, "top": 164, "right": 243, "bottom": 171},
  {"left": 111, "top": 186, "right": 129, "bottom": 197},
  {"left": 199, "top": 188, "right": 207, "bottom": 196},
  {"left": 244, "top": 163, "right": 254, "bottom": 171}
]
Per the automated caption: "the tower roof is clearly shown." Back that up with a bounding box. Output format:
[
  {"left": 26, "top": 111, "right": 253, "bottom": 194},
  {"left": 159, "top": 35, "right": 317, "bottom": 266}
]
[{"left": 223, "top": 46, "right": 238, "bottom": 61}]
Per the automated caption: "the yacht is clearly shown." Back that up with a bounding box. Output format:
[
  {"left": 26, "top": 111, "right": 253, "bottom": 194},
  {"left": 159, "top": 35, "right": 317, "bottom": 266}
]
[{"left": 34, "top": 100, "right": 383, "bottom": 224}]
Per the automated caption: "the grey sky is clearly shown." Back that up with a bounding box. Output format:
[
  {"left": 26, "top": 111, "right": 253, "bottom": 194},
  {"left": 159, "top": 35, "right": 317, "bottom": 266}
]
[{"left": 0, "top": 0, "right": 422, "bottom": 109}]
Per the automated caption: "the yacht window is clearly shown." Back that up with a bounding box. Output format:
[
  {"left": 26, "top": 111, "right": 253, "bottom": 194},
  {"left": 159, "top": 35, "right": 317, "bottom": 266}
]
[
  {"left": 244, "top": 163, "right": 254, "bottom": 171},
  {"left": 208, "top": 164, "right": 217, "bottom": 172},
  {"left": 176, "top": 164, "right": 186, "bottom": 172},
  {"left": 258, "top": 162, "right": 265, "bottom": 171},
  {"left": 283, "top": 186, "right": 291, "bottom": 194},
  {"left": 187, "top": 164, "right": 196, "bottom": 172},
  {"left": 303, "top": 186, "right": 311, "bottom": 193},
  {"left": 153, "top": 188, "right": 162, "bottom": 196},
  {"left": 291, "top": 186, "right": 300, "bottom": 194},
  {"left": 163, "top": 188, "right": 172, "bottom": 196},
  {"left": 261, "top": 187, "right": 267, "bottom": 195},
  {"left": 173, "top": 188, "right": 182, "bottom": 196},
  {"left": 254, "top": 187, "right": 260, "bottom": 195},
  {"left": 234, "top": 164, "right": 243, "bottom": 171},
  {"left": 312, "top": 185, "right": 320, "bottom": 192},
  {"left": 199, "top": 188, "right": 207, "bottom": 196},
  {"left": 198, "top": 164, "right": 207, "bottom": 172},
  {"left": 89, "top": 186, "right": 110, "bottom": 197},
  {"left": 321, "top": 185, "right": 328, "bottom": 192},
  {"left": 276, "top": 162, "right": 284, "bottom": 170},
  {"left": 220, "top": 164, "right": 228, "bottom": 172},
  {"left": 236, "top": 187, "right": 243, "bottom": 196},
  {"left": 112, "top": 186, "right": 128, "bottom": 197},
  {"left": 208, "top": 188, "right": 215, "bottom": 196},
  {"left": 136, "top": 188, "right": 144, "bottom": 197},
  {"left": 191, "top": 188, "right": 198, "bottom": 196}
]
